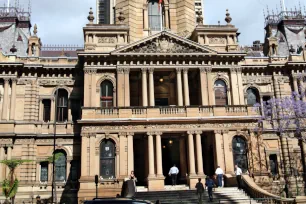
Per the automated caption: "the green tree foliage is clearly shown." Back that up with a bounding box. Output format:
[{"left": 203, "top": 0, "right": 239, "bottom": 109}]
[{"left": 0, "top": 159, "right": 32, "bottom": 201}]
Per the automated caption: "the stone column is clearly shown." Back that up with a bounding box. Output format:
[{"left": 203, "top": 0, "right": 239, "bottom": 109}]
[
  {"left": 230, "top": 68, "right": 239, "bottom": 105},
  {"left": 187, "top": 131, "right": 196, "bottom": 176},
  {"left": 141, "top": 68, "right": 148, "bottom": 106},
  {"left": 124, "top": 68, "right": 130, "bottom": 106},
  {"left": 199, "top": 68, "right": 208, "bottom": 105},
  {"left": 117, "top": 68, "right": 125, "bottom": 107},
  {"left": 155, "top": 132, "right": 163, "bottom": 177},
  {"left": 50, "top": 98, "right": 55, "bottom": 121},
  {"left": 84, "top": 69, "right": 91, "bottom": 107},
  {"left": 91, "top": 69, "right": 97, "bottom": 107},
  {"left": 164, "top": 6, "right": 169, "bottom": 28},
  {"left": 147, "top": 133, "right": 155, "bottom": 177},
  {"left": 0, "top": 146, "right": 4, "bottom": 181},
  {"left": 280, "top": 136, "right": 290, "bottom": 176},
  {"left": 195, "top": 131, "right": 204, "bottom": 175},
  {"left": 148, "top": 68, "right": 155, "bottom": 106},
  {"left": 66, "top": 161, "right": 71, "bottom": 181},
  {"left": 127, "top": 133, "right": 134, "bottom": 174},
  {"left": 143, "top": 8, "right": 149, "bottom": 30},
  {"left": 214, "top": 131, "right": 224, "bottom": 170},
  {"left": 9, "top": 78, "right": 17, "bottom": 120},
  {"left": 293, "top": 76, "right": 299, "bottom": 93},
  {"left": 39, "top": 99, "right": 43, "bottom": 121},
  {"left": 183, "top": 68, "right": 190, "bottom": 106},
  {"left": 36, "top": 162, "right": 40, "bottom": 182},
  {"left": 2, "top": 78, "right": 10, "bottom": 120},
  {"left": 6, "top": 146, "right": 12, "bottom": 177},
  {"left": 179, "top": 137, "right": 187, "bottom": 179},
  {"left": 206, "top": 68, "right": 214, "bottom": 105},
  {"left": 81, "top": 135, "right": 89, "bottom": 176},
  {"left": 236, "top": 68, "right": 245, "bottom": 105},
  {"left": 176, "top": 68, "right": 183, "bottom": 106}
]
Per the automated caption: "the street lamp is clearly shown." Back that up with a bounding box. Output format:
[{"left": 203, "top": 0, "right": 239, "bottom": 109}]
[{"left": 51, "top": 89, "right": 58, "bottom": 203}]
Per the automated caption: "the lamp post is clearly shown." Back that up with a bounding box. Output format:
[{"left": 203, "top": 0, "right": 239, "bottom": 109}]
[
  {"left": 51, "top": 89, "right": 58, "bottom": 203},
  {"left": 95, "top": 175, "right": 99, "bottom": 198}
]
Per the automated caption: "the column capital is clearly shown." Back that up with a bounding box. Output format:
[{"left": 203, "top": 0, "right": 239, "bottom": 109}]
[
  {"left": 11, "top": 78, "right": 18, "bottom": 83},
  {"left": 141, "top": 68, "right": 148, "bottom": 73},
  {"left": 183, "top": 68, "right": 189, "bottom": 73},
  {"left": 153, "top": 132, "right": 163, "bottom": 136},
  {"left": 176, "top": 67, "right": 182, "bottom": 73},
  {"left": 214, "top": 130, "right": 222, "bottom": 134},
  {"left": 222, "top": 130, "right": 230, "bottom": 134},
  {"left": 124, "top": 68, "right": 130, "bottom": 74},
  {"left": 3, "top": 78, "right": 10, "bottom": 83},
  {"left": 117, "top": 68, "right": 124, "bottom": 74},
  {"left": 195, "top": 130, "right": 202, "bottom": 135},
  {"left": 187, "top": 131, "right": 195, "bottom": 135},
  {"left": 148, "top": 68, "right": 154, "bottom": 74},
  {"left": 118, "top": 132, "right": 127, "bottom": 137},
  {"left": 147, "top": 132, "right": 154, "bottom": 136},
  {"left": 230, "top": 66, "right": 242, "bottom": 73},
  {"left": 127, "top": 132, "right": 134, "bottom": 136},
  {"left": 205, "top": 67, "right": 212, "bottom": 73},
  {"left": 199, "top": 67, "right": 207, "bottom": 73}
]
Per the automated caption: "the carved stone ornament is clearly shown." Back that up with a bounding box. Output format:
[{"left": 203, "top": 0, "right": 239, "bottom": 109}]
[
  {"left": 242, "top": 76, "right": 272, "bottom": 84},
  {"left": 17, "top": 78, "right": 35, "bottom": 85},
  {"left": 38, "top": 79, "right": 75, "bottom": 86},
  {"left": 209, "top": 37, "right": 226, "bottom": 44},
  {"left": 123, "top": 36, "right": 205, "bottom": 54},
  {"left": 82, "top": 123, "right": 258, "bottom": 132},
  {"left": 98, "top": 37, "right": 116, "bottom": 44}
]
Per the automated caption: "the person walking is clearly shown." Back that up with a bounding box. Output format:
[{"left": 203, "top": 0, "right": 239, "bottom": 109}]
[
  {"left": 195, "top": 178, "right": 205, "bottom": 204},
  {"left": 215, "top": 166, "right": 224, "bottom": 188},
  {"left": 168, "top": 164, "right": 179, "bottom": 186},
  {"left": 205, "top": 176, "right": 214, "bottom": 202},
  {"left": 235, "top": 164, "right": 243, "bottom": 189}
]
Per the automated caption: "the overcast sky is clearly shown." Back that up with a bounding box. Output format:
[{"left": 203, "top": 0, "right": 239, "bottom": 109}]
[{"left": 2, "top": 0, "right": 305, "bottom": 46}]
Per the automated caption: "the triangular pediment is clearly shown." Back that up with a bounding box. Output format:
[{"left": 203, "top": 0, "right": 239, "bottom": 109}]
[{"left": 112, "top": 31, "right": 217, "bottom": 55}]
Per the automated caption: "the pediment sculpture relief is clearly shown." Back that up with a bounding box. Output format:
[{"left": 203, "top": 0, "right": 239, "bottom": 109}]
[{"left": 124, "top": 37, "right": 205, "bottom": 53}]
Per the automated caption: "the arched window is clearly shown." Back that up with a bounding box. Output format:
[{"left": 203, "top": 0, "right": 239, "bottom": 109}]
[
  {"left": 100, "top": 139, "right": 116, "bottom": 179},
  {"left": 214, "top": 80, "right": 228, "bottom": 105},
  {"left": 56, "top": 89, "right": 68, "bottom": 122},
  {"left": 54, "top": 151, "right": 67, "bottom": 182},
  {"left": 100, "top": 80, "right": 114, "bottom": 107},
  {"left": 232, "top": 136, "right": 248, "bottom": 172},
  {"left": 246, "top": 88, "right": 260, "bottom": 105},
  {"left": 148, "top": 0, "right": 162, "bottom": 31}
]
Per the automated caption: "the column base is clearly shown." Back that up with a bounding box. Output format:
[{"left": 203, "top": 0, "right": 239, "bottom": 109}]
[
  {"left": 187, "top": 174, "right": 206, "bottom": 190},
  {"left": 147, "top": 176, "right": 165, "bottom": 191}
]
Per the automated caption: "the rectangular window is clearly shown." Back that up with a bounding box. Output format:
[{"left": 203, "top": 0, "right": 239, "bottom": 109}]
[
  {"left": 40, "top": 162, "right": 48, "bottom": 182},
  {"left": 43, "top": 100, "right": 51, "bottom": 122},
  {"left": 148, "top": 1, "right": 161, "bottom": 31}
]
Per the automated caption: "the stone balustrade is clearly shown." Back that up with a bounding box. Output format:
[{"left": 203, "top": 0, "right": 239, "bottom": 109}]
[{"left": 82, "top": 105, "right": 260, "bottom": 120}]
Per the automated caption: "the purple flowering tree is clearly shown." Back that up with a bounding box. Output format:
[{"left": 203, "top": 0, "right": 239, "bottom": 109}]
[{"left": 255, "top": 86, "right": 306, "bottom": 196}]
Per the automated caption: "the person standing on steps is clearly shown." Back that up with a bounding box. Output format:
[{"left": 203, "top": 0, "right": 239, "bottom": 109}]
[
  {"left": 195, "top": 178, "right": 205, "bottom": 204},
  {"left": 168, "top": 164, "right": 179, "bottom": 186},
  {"left": 235, "top": 164, "right": 243, "bottom": 189},
  {"left": 215, "top": 166, "right": 224, "bottom": 188},
  {"left": 205, "top": 176, "right": 214, "bottom": 202}
]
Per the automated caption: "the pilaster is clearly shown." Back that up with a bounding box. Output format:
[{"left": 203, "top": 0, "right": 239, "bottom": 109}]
[
  {"left": 230, "top": 68, "right": 240, "bottom": 105},
  {"left": 2, "top": 78, "right": 9, "bottom": 120},
  {"left": 9, "top": 78, "right": 17, "bottom": 120},
  {"left": 124, "top": 68, "right": 130, "bottom": 106},
  {"left": 206, "top": 68, "right": 214, "bottom": 105},
  {"left": 127, "top": 132, "right": 134, "bottom": 174},
  {"left": 199, "top": 68, "right": 208, "bottom": 105},
  {"left": 117, "top": 68, "right": 125, "bottom": 107}
]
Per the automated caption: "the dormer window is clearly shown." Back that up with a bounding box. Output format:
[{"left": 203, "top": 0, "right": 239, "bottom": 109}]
[{"left": 148, "top": 0, "right": 162, "bottom": 31}]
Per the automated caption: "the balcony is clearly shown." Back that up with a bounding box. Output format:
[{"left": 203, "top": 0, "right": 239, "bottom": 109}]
[{"left": 81, "top": 106, "right": 260, "bottom": 122}]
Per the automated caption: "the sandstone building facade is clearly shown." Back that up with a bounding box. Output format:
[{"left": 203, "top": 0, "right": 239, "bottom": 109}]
[{"left": 0, "top": 1, "right": 306, "bottom": 203}]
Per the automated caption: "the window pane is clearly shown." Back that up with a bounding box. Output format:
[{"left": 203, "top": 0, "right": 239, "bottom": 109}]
[
  {"left": 55, "top": 153, "right": 66, "bottom": 181},
  {"left": 100, "top": 140, "right": 116, "bottom": 178},
  {"left": 40, "top": 162, "right": 48, "bottom": 182},
  {"left": 43, "top": 100, "right": 51, "bottom": 122},
  {"left": 214, "top": 80, "right": 227, "bottom": 105},
  {"left": 232, "top": 137, "right": 248, "bottom": 172},
  {"left": 148, "top": 0, "right": 161, "bottom": 31},
  {"left": 101, "top": 81, "right": 114, "bottom": 108},
  {"left": 247, "top": 88, "right": 258, "bottom": 105}
]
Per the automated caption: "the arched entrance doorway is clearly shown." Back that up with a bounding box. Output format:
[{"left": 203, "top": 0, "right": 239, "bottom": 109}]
[{"left": 232, "top": 136, "right": 248, "bottom": 172}]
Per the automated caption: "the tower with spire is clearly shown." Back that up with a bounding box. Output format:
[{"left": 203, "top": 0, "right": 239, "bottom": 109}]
[{"left": 263, "top": 3, "right": 306, "bottom": 56}]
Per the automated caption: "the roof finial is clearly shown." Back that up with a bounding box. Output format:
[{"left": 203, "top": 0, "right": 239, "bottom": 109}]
[
  {"left": 225, "top": 9, "right": 232, "bottom": 25},
  {"left": 33, "top": 24, "right": 37, "bottom": 36},
  {"left": 87, "top": 7, "right": 94, "bottom": 24},
  {"left": 196, "top": 10, "right": 203, "bottom": 25}
]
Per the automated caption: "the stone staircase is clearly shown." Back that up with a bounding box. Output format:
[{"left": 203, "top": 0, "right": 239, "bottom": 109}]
[{"left": 135, "top": 187, "right": 261, "bottom": 204}]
